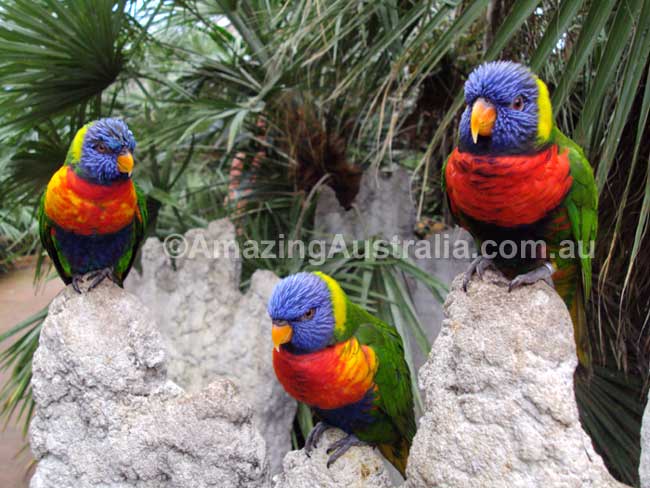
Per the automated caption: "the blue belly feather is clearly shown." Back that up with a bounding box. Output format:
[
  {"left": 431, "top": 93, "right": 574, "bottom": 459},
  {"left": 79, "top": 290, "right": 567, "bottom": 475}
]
[
  {"left": 54, "top": 224, "right": 133, "bottom": 275},
  {"left": 314, "top": 388, "right": 376, "bottom": 433}
]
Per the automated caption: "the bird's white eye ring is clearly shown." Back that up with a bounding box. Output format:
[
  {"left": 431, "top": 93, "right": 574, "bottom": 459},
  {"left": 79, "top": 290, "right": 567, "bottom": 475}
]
[
  {"left": 510, "top": 95, "right": 524, "bottom": 111},
  {"left": 299, "top": 308, "right": 316, "bottom": 321}
]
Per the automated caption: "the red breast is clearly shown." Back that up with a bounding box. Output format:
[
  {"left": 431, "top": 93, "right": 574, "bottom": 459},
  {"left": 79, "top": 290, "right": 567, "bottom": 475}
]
[
  {"left": 44, "top": 166, "right": 137, "bottom": 235},
  {"left": 273, "top": 337, "right": 377, "bottom": 410},
  {"left": 445, "top": 145, "right": 572, "bottom": 227}
]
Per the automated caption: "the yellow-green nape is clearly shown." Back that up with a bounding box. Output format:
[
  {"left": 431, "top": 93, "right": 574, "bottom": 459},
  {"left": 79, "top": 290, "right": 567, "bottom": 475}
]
[
  {"left": 313, "top": 271, "right": 347, "bottom": 333},
  {"left": 66, "top": 122, "right": 94, "bottom": 165},
  {"left": 535, "top": 77, "right": 553, "bottom": 143}
]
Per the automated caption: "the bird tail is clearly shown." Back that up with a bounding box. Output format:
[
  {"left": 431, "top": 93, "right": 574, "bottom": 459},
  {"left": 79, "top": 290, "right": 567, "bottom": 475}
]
[
  {"left": 563, "top": 275, "right": 646, "bottom": 486},
  {"left": 575, "top": 364, "right": 645, "bottom": 486},
  {"left": 572, "top": 288, "right": 645, "bottom": 486},
  {"left": 569, "top": 281, "right": 591, "bottom": 368},
  {"left": 378, "top": 437, "right": 410, "bottom": 478}
]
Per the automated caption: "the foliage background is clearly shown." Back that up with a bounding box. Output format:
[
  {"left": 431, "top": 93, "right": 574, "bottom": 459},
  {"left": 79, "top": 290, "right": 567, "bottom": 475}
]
[{"left": 0, "top": 0, "right": 649, "bottom": 485}]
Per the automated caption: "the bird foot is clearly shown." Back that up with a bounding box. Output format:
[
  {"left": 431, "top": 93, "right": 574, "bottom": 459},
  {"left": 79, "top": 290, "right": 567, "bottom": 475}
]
[
  {"left": 72, "top": 268, "right": 119, "bottom": 294},
  {"left": 462, "top": 256, "right": 495, "bottom": 291},
  {"left": 325, "top": 433, "right": 365, "bottom": 468},
  {"left": 71, "top": 275, "right": 84, "bottom": 294},
  {"left": 305, "top": 422, "right": 329, "bottom": 456},
  {"left": 508, "top": 263, "right": 555, "bottom": 292},
  {"left": 86, "top": 268, "right": 118, "bottom": 291},
  {"left": 71, "top": 269, "right": 118, "bottom": 293}
]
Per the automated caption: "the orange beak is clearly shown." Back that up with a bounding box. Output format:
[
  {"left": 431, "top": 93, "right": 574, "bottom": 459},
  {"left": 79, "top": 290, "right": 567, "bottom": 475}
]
[
  {"left": 470, "top": 98, "right": 497, "bottom": 144},
  {"left": 272, "top": 322, "right": 293, "bottom": 352},
  {"left": 117, "top": 151, "right": 134, "bottom": 176}
]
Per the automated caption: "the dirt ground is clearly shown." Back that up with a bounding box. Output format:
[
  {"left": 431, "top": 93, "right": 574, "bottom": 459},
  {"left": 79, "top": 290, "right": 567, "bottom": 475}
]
[{"left": 0, "top": 258, "right": 63, "bottom": 488}]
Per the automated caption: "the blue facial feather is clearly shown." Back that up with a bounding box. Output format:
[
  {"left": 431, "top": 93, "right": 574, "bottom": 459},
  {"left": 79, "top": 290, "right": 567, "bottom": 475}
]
[
  {"left": 459, "top": 61, "right": 540, "bottom": 154},
  {"left": 78, "top": 118, "right": 136, "bottom": 184},
  {"left": 268, "top": 273, "right": 335, "bottom": 353}
]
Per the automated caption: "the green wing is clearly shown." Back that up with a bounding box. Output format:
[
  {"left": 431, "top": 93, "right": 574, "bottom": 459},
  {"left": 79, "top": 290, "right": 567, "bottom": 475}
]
[
  {"left": 552, "top": 127, "right": 598, "bottom": 299},
  {"left": 38, "top": 192, "right": 73, "bottom": 284},
  {"left": 350, "top": 302, "right": 416, "bottom": 443},
  {"left": 114, "top": 182, "right": 148, "bottom": 284},
  {"left": 441, "top": 153, "right": 450, "bottom": 194}
]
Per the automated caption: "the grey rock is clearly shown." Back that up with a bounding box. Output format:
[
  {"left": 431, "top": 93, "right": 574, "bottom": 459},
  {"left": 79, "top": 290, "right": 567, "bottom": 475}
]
[
  {"left": 315, "top": 167, "right": 417, "bottom": 241},
  {"left": 640, "top": 395, "right": 650, "bottom": 487},
  {"left": 405, "top": 271, "right": 625, "bottom": 488},
  {"left": 272, "top": 428, "right": 391, "bottom": 488},
  {"left": 29, "top": 281, "right": 269, "bottom": 488},
  {"left": 410, "top": 226, "right": 473, "bottom": 343},
  {"left": 126, "top": 219, "right": 294, "bottom": 473}
]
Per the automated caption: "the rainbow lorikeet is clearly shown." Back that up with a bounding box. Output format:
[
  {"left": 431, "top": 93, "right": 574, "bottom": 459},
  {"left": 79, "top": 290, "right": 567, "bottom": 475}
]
[
  {"left": 268, "top": 272, "right": 415, "bottom": 476},
  {"left": 39, "top": 118, "right": 147, "bottom": 292},
  {"left": 443, "top": 61, "right": 642, "bottom": 484}
]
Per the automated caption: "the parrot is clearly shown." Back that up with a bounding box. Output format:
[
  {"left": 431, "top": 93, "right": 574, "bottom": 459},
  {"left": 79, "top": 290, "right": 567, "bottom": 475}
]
[
  {"left": 39, "top": 118, "right": 147, "bottom": 293},
  {"left": 443, "top": 60, "right": 643, "bottom": 485},
  {"left": 268, "top": 271, "right": 415, "bottom": 477}
]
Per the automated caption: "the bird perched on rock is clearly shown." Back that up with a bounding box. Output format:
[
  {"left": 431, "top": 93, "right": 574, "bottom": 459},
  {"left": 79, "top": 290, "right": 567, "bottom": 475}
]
[
  {"left": 443, "top": 60, "right": 640, "bottom": 484},
  {"left": 268, "top": 272, "right": 415, "bottom": 476},
  {"left": 39, "top": 118, "right": 147, "bottom": 292}
]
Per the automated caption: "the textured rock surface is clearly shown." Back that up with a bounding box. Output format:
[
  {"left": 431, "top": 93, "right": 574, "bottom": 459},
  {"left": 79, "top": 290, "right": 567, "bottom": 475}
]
[
  {"left": 411, "top": 225, "right": 473, "bottom": 344},
  {"left": 315, "top": 167, "right": 417, "bottom": 241},
  {"left": 405, "top": 271, "right": 625, "bottom": 488},
  {"left": 641, "top": 397, "right": 650, "bottom": 487},
  {"left": 272, "top": 428, "right": 391, "bottom": 488},
  {"left": 29, "top": 281, "right": 269, "bottom": 488},
  {"left": 315, "top": 167, "right": 472, "bottom": 365},
  {"left": 126, "top": 219, "right": 294, "bottom": 473}
]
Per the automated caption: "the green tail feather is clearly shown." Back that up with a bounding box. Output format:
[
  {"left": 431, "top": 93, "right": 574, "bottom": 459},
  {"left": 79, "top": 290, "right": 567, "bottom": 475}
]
[
  {"left": 575, "top": 364, "right": 646, "bottom": 486},
  {"left": 378, "top": 437, "right": 410, "bottom": 478}
]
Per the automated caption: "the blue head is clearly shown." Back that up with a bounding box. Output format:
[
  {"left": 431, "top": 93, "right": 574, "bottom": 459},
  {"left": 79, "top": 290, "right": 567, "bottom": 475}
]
[
  {"left": 67, "top": 118, "right": 137, "bottom": 184},
  {"left": 458, "top": 61, "right": 553, "bottom": 155},
  {"left": 268, "top": 272, "right": 336, "bottom": 353}
]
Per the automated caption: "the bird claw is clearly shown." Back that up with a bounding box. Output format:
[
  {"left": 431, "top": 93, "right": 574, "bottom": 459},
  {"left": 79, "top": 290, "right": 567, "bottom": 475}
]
[
  {"left": 87, "top": 267, "right": 117, "bottom": 291},
  {"left": 71, "top": 275, "right": 83, "bottom": 294},
  {"left": 325, "top": 434, "right": 365, "bottom": 468},
  {"left": 508, "top": 263, "right": 555, "bottom": 292},
  {"left": 304, "top": 422, "right": 329, "bottom": 456},
  {"left": 70, "top": 268, "right": 117, "bottom": 292},
  {"left": 462, "top": 256, "right": 495, "bottom": 291}
]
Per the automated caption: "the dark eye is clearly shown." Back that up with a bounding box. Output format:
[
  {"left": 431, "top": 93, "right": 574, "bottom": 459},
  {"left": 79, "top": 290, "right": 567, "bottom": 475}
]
[
  {"left": 96, "top": 142, "right": 108, "bottom": 153},
  {"left": 510, "top": 96, "right": 525, "bottom": 111},
  {"left": 299, "top": 308, "right": 316, "bottom": 321}
]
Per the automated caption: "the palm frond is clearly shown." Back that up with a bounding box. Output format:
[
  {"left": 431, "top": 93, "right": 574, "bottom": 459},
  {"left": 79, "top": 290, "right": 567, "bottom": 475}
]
[
  {"left": 0, "top": 0, "right": 136, "bottom": 133},
  {"left": 0, "top": 306, "right": 47, "bottom": 436}
]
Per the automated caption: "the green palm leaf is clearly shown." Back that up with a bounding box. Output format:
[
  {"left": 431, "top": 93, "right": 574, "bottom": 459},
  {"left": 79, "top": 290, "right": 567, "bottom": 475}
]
[{"left": 0, "top": 0, "right": 133, "bottom": 133}]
